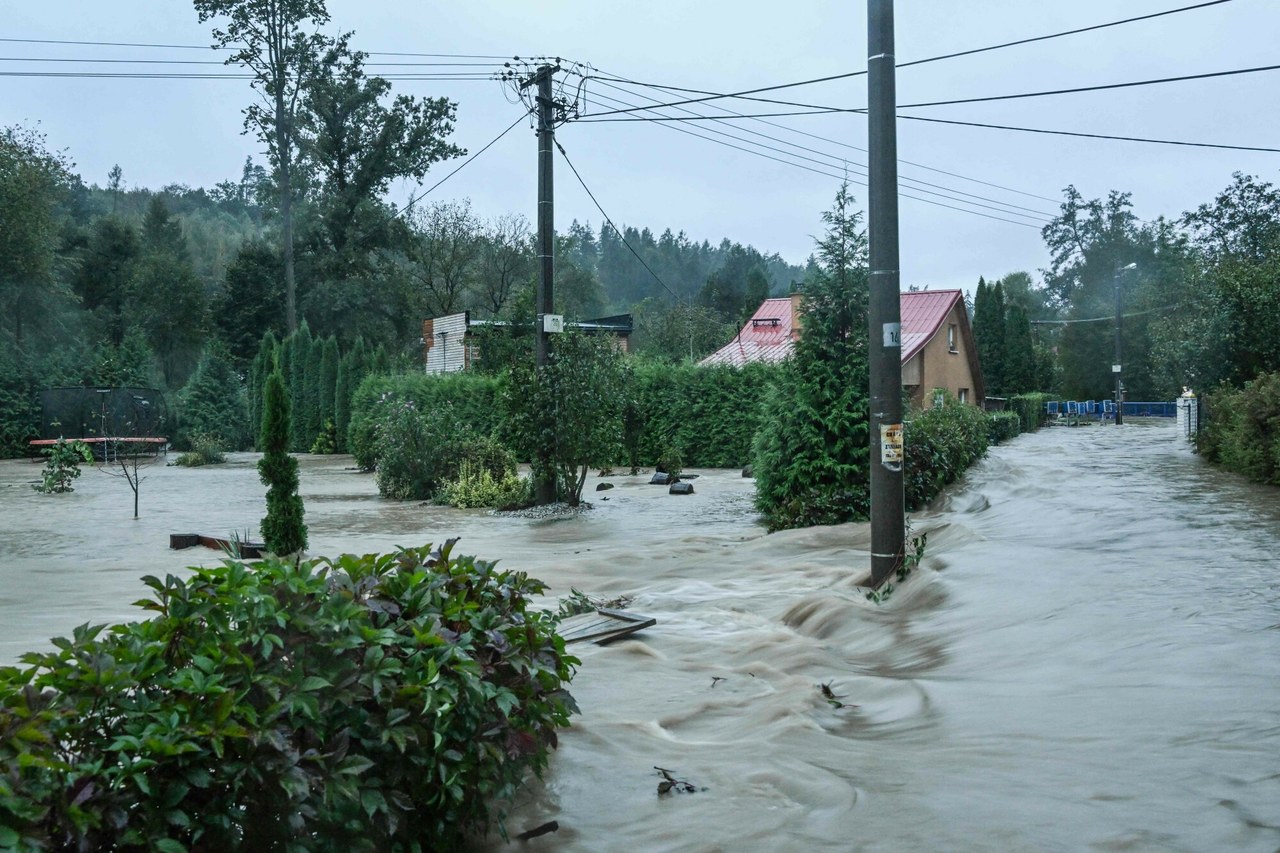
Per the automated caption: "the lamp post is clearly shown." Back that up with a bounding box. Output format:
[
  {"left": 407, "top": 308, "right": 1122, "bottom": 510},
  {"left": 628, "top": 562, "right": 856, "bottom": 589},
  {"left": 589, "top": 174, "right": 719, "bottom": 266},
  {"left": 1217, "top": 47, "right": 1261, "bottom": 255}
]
[{"left": 1113, "top": 262, "right": 1137, "bottom": 425}]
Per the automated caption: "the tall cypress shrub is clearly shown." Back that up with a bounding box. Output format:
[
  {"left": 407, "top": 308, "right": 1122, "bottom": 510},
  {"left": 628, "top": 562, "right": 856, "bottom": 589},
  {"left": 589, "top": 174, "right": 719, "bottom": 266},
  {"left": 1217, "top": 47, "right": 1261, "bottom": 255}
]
[
  {"left": 258, "top": 371, "right": 307, "bottom": 556},
  {"left": 754, "top": 183, "right": 871, "bottom": 530}
]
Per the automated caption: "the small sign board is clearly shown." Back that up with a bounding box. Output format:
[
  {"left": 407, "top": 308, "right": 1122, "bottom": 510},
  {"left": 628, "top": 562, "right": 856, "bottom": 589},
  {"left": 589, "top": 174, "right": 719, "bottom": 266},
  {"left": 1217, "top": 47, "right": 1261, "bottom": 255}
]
[
  {"left": 880, "top": 423, "right": 903, "bottom": 471},
  {"left": 1112, "top": 364, "right": 1122, "bottom": 373},
  {"left": 883, "top": 322, "right": 901, "bottom": 348},
  {"left": 544, "top": 314, "right": 565, "bottom": 333}
]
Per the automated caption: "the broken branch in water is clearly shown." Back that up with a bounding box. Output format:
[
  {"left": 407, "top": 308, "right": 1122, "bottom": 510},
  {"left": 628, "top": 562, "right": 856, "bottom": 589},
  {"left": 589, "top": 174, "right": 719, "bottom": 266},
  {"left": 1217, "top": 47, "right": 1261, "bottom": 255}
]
[
  {"left": 654, "top": 765, "right": 704, "bottom": 795},
  {"left": 819, "top": 681, "right": 857, "bottom": 710}
]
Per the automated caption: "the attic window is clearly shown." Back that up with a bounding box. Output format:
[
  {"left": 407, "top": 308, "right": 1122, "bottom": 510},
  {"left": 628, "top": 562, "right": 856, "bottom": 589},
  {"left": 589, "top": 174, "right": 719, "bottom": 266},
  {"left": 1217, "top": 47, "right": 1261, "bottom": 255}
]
[
  {"left": 752, "top": 317, "right": 782, "bottom": 328},
  {"left": 948, "top": 324, "right": 958, "bottom": 353}
]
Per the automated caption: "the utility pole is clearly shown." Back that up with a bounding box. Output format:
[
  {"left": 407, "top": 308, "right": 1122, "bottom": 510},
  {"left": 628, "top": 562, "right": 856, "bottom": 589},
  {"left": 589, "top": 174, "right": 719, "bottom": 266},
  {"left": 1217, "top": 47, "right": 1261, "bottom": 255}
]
[
  {"left": 867, "top": 0, "right": 905, "bottom": 587},
  {"left": 1113, "top": 262, "right": 1136, "bottom": 426},
  {"left": 525, "top": 64, "right": 558, "bottom": 504}
]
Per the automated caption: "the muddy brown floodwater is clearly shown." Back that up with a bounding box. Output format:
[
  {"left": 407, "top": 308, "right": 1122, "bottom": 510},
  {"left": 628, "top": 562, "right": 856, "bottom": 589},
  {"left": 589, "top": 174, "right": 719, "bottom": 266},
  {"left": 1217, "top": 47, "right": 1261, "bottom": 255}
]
[{"left": 2, "top": 419, "right": 1279, "bottom": 851}]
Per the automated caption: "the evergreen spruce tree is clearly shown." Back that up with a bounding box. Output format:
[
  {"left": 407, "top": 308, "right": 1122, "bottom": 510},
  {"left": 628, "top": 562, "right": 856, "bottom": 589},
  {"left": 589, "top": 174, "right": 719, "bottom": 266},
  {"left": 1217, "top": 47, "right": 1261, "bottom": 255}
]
[
  {"left": 754, "top": 183, "right": 871, "bottom": 530},
  {"left": 258, "top": 370, "right": 307, "bottom": 556},
  {"left": 334, "top": 337, "right": 366, "bottom": 453},
  {"left": 179, "top": 340, "right": 250, "bottom": 450}
]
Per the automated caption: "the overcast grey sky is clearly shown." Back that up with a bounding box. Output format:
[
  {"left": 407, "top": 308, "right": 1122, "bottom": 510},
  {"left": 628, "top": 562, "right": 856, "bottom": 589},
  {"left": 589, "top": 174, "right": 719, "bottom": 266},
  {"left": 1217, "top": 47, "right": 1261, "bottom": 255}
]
[{"left": 4, "top": 1, "right": 1278, "bottom": 293}]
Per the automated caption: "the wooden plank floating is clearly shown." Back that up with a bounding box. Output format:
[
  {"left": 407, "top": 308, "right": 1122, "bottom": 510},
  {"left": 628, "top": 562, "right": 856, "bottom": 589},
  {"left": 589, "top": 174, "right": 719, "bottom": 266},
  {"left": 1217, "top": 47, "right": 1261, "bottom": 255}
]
[{"left": 558, "top": 608, "right": 656, "bottom": 645}]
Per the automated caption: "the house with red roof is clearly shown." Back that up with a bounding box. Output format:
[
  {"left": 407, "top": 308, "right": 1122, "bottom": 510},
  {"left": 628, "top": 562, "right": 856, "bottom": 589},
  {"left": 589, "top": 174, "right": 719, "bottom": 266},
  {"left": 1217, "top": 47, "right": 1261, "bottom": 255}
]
[{"left": 699, "top": 289, "right": 985, "bottom": 407}]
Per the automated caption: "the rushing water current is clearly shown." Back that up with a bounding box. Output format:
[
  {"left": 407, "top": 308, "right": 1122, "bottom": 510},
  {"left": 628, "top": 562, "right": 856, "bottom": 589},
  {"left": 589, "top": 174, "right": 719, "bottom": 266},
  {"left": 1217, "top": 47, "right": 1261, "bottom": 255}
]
[{"left": 2, "top": 420, "right": 1278, "bottom": 851}]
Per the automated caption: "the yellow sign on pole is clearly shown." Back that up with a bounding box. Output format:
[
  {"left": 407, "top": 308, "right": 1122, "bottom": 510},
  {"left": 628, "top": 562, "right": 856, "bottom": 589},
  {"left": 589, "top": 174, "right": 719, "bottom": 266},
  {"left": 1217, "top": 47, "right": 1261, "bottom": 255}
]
[{"left": 880, "top": 423, "right": 903, "bottom": 471}]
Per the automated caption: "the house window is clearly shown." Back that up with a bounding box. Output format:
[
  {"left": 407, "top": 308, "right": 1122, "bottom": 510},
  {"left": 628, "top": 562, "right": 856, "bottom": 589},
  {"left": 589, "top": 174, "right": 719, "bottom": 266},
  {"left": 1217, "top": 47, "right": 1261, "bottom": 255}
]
[
  {"left": 933, "top": 390, "right": 945, "bottom": 409},
  {"left": 958, "top": 388, "right": 969, "bottom": 404},
  {"left": 948, "top": 324, "right": 958, "bottom": 353}
]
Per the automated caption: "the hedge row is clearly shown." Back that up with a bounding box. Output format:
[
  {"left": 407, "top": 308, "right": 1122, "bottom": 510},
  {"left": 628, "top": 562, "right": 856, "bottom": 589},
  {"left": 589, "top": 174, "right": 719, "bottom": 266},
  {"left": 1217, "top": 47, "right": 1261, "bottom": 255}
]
[
  {"left": 1197, "top": 372, "right": 1280, "bottom": 485},
  {"left": 1008, "top": 392, "right": 1053, "bottom": 433},
  {"left": 349, "top": 363, "right": 782, "bottom": 473},
  {"left": 904, "top": 396, "right": 992, "bottom": 510},
  {"left": 348, "top": 373, "right": 510, "bottom": 471},
  {"left": 0, "top": 543, "right": 577, "bottom": 850}
]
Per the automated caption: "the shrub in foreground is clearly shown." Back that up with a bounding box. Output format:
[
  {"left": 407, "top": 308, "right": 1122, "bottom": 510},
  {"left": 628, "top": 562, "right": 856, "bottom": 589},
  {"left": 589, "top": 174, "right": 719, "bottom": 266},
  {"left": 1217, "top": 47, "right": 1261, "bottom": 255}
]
[
  {"left": 1197, "top": 372, "right": 1280, "bottom": 485},
  {"left": 0, "top": 541, "right": 578, "bottom": 850}
]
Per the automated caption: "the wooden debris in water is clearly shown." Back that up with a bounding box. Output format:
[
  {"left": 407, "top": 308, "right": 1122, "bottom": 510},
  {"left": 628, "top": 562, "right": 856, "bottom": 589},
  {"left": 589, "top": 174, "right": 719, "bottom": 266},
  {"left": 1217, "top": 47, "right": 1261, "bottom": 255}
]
[
  {"left": 557, "top": 608, "right": 655, "bottom": 645},
  {"left": 819, "top": 681, "right": 857, "bottom": 710},
  {"left": 515, "top": 820, "right": 559, "bottom": 840}
]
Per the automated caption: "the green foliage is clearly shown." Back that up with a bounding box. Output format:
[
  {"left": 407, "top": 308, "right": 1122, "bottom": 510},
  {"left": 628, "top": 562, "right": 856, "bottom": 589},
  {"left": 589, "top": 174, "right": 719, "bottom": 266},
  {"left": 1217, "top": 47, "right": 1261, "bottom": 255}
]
[
  {"left": 1002, "top": 303, "right": 1036, "bottom": 394},
  {"left": 1197, "top": 372, "right": 1280, "bottom": 484},
  {"left": 986, "top": 411, "right": 1022, "bottom": 445},
  {"left": 372, "top": 402, "right": 514, "bottom": 502},
  {"left": 32, "top": 438, "right": 93, "bottom": 493},
  {"left": 973, "top": 277, "right": 1006, "bottom": 394},
  {"left": 0, "top": 541, "right": 578, "bottom": 850},
  {"left": 258, "top": 370, "right": 307, "bottom": 556},
  {"left": 309, "top": 418, "right": 337, "bottom": 454},
  {"left": 903, "top": 394, "right": 990, "bottom": 510},
  {"left": 505, "top": 332, "right": 628, "bottom": 506},
  {"left": 442, "top": 464, "right": 532, "bottom": 510},
  {"left": 754, "top": 183, "right": 871, "bottom": 531},
  {"left": 349, "top": 371, "right": 509, "bottom": 472},
  {"left": 1008, "top": 392, "right": 1053, "bottom": 433},
  {"left": 172, "top": 431, "right": 227, "bottom": 467},
  {"left": 178, "top": 340, "right": 250, "bottom": 451},
  {"left": 627, "top": 360, "right": 779, "bottom": 469}
]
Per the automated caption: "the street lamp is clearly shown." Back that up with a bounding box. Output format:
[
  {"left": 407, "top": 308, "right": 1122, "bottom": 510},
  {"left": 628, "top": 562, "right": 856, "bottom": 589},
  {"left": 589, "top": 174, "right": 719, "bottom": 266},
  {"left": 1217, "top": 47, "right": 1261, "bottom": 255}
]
[{"left": 1113, "top": 262, "right": 1137, "bottom": 425}]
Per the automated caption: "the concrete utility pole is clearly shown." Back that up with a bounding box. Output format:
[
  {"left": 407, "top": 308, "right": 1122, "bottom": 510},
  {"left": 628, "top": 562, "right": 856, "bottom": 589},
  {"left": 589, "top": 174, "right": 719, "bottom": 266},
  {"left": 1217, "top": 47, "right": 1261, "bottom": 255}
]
[
  {"left": 525, "top": 64, "right": 558, "bottom": 504},
  {"left": 1113, "top": 262, "right": 1136, "bottom": 426},
  {"left": 867, "top": 0, "right": 905, "bottom": 587}
]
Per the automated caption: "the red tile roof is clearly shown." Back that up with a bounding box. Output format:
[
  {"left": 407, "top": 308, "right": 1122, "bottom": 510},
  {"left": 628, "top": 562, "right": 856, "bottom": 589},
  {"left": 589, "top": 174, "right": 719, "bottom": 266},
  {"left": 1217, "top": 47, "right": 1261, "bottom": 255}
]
[
  {"left": 699, "top": 297, "right": 798, "bottom": 367},
  {"left": 900, "top": 289, "right": 964, "bottom": 363},
  {"left": 699, "top": 289, "right": 966, "bottom": 367}
]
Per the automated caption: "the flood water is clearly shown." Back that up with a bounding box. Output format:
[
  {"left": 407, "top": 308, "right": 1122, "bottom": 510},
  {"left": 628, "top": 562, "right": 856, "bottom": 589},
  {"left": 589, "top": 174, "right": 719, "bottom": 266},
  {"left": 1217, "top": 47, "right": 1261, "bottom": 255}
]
[{"left": 2, "top": 420, "right": 1278, "bottom": 851}]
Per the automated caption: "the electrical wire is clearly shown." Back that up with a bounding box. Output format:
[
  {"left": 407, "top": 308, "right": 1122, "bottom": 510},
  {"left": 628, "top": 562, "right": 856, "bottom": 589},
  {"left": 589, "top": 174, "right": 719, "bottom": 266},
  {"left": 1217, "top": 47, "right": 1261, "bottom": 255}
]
[
  {"left": 895, "top": 114, "right": 1280, "bottom": 154},
  {"left": 575, "top": 0, "right": 1241, "bottom": 118},
  {"left": 1030, "top": 304, "right": 1181, "bottom": 325},
  {"left": 586, "top": 78, "right": 1056, "bottom": 219},
  {"left": 395, "top": 113, "right": 527, "bottom": 219},
  {"left": 553, "top": 139, "right": 681, "bottom": 301},
  {"left": 0, "top": 37, "right": 516, "bottom": 59},
  {"left": 900, "top": 62, "right": 1280, "bottom": 109},
  {"left": 578, "top": 70, "right": 1280, "bottom": 156},
  {"left": 576, "top": 90, "right": 1044, "bottom": 228}
]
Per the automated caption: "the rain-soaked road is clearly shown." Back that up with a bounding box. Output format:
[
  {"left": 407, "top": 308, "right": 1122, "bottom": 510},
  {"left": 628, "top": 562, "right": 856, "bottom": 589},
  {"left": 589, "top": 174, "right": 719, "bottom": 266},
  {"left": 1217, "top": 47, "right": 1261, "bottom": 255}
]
[{"left": 1, "top": 420, "right": 1278, "bottom": 851}]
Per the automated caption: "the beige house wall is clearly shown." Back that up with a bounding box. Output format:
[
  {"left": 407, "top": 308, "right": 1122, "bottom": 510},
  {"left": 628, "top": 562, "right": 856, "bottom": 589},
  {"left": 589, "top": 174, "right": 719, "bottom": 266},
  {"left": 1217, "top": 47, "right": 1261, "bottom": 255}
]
[{"left": 904, "top": 302, "right": 980, "bottom": 407}]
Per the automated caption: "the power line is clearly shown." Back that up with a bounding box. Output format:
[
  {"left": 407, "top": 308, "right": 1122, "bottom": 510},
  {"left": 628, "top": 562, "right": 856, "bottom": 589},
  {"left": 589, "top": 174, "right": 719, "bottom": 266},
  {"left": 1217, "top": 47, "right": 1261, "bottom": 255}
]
[
  {"left": 0, "top": 56, "right": 507, "bottom": 67},
  {"left": 576, "top": 91, "right": 1044, "bottom": 228},
  {"left": 581, "top": 71, "right": 1280, "bottom": 157},
  {"left": 0, "top": 37, "right": 515, "bottom": 59},
  {"left": 1031, "top": 304, "right": 1180, "bottom": 325},
  {"left": 897, "top": 0, "right": 1235, "bottom": 69},
  {"left": 900, "top": 62, "right": 1280, "bottom": 109},
  {"left": 584, "top": 69, "right": 1060, "bottom": 202},
  {"left": 553, "top": 139, "right": 681, "bottom": 301},
  {"left": 896, "top": 114, "right": 1280, "bottom": 154},
  {"left": 396, "top": 113, "right": 528, "bottom": 219},
  {"left": 576, "top": 0, "right": 1240, "bottom": 118},
  {"left": 0, "top": 70, "right": 498, "bottom": 80},
  {"left": 586, "top": 78, "right": 1056, "bottom": 219}
]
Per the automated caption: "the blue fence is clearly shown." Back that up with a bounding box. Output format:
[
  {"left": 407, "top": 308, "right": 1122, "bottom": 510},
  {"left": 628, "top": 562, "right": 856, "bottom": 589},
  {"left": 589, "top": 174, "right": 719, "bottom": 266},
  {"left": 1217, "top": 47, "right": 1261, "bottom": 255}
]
[{"left": 1045, "top": 401, "right": 1176, "bottom": 419}]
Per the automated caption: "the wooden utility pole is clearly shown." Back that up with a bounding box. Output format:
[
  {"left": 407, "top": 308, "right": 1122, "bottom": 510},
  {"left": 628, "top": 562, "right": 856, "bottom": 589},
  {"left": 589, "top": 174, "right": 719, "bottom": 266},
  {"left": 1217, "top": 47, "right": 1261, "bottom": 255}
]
[
  {"left": 525, "top": 64, "right": 558, "bottom": 505},
  {"left": 867, "top": 0, "right": 905, "bottom": 586}
]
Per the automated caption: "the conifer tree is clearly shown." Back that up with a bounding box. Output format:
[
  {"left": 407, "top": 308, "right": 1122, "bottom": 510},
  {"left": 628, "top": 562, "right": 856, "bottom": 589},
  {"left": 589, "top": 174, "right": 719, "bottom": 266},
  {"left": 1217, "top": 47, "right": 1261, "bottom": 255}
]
[
  {"left": 258, "top": 370, "right": 307, "bottom": 556},
  {"left": 754, "top": 183, "right": 870, "bottom": 530}
]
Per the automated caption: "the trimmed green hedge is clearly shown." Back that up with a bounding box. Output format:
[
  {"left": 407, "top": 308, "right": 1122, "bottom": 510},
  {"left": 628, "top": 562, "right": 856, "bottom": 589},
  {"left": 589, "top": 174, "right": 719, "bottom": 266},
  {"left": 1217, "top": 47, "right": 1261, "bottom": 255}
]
[
  {"left": 986, "top": 411, "right": 1022, "bottom": 445},
  {"left": 628, "top": 361, "right": 780, "bottom": 470},
  {"left": 348, "top": 373, "right": 510, "bottom": 471},
  {"left": 0, "top": 543, "right": 577, "bottom": 850},
  {"left": 349, "top": 363, "right": 783, "bottom": 474},
  {"left": 1197, "top": 372, "right": 1280, "bottom": 485},
  {"left": 904, "top": 397, "right": 991, "bottom": 510},
  {"left": 1008, "top": 392, "right": 1053, "bottom": 433}
]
